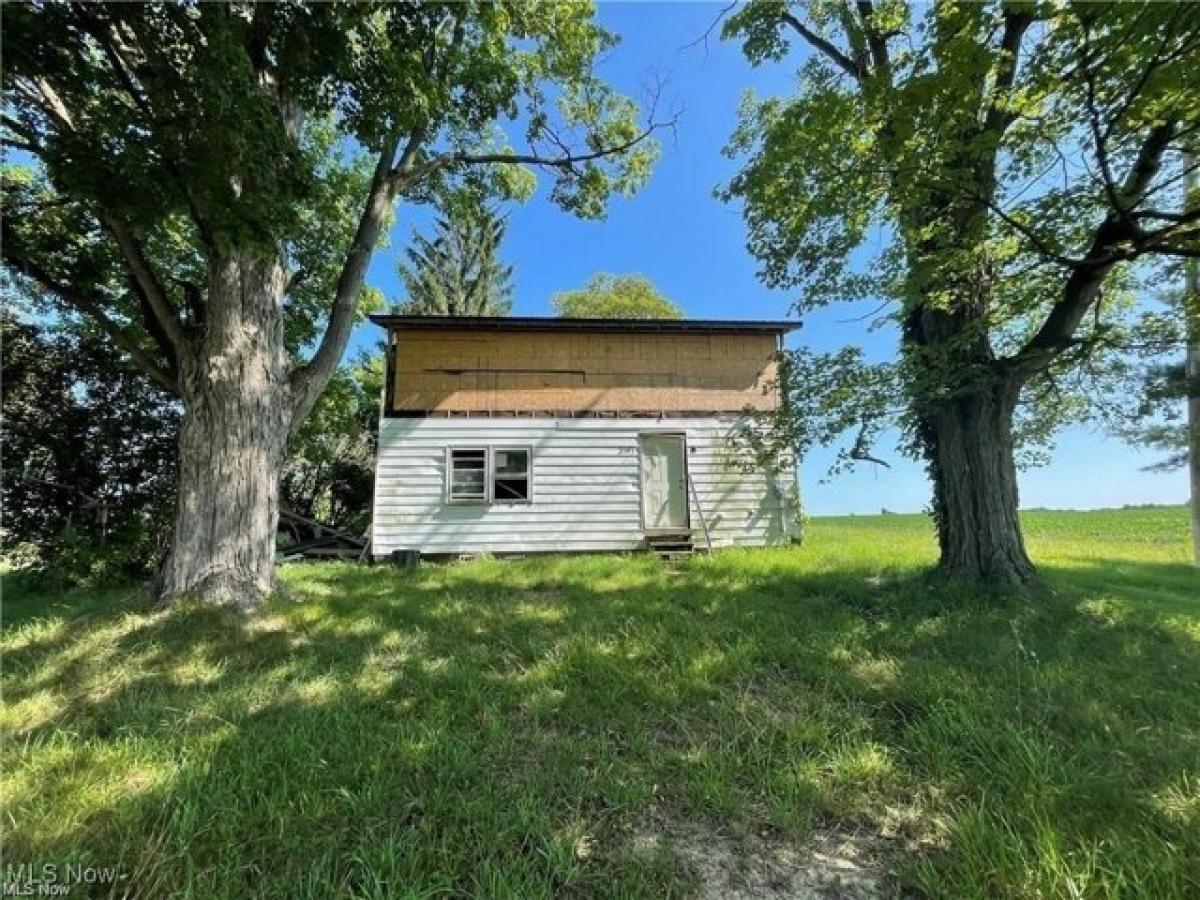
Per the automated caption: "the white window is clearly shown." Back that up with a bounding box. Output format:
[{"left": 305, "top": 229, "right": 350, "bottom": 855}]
[
  {"left": 448, "top": 448, "right": 487, "bottom": 502},
  {"left": 446, "top": 447, "right": 533, "bottom": 504},
  {"left": 492, "top": 448, "right": 530, "bottom": 503}
]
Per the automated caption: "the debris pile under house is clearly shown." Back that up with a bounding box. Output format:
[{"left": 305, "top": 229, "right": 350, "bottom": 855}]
[{"left": 277, "top": 508, "right": 368, "bottom": 561}]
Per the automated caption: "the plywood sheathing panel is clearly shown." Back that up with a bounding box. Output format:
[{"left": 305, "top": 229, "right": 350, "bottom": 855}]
[{"left": 390, "top": 330, "right": 779, "bottom": 413}]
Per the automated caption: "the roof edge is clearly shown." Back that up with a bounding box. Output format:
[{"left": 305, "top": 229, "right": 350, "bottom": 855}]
[{"left": 368, "top": 314, "right": 800, "bottom": 334}]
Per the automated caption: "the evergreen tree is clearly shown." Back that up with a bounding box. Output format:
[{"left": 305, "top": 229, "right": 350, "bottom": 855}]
[{"left": 398, "top": 205, "right": 513, "bottom": 316}]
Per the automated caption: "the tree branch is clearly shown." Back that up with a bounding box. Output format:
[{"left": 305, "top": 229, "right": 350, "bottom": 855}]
[
  {"left": 32, "top": 77, "right": 74, "bottom": 130},
  {"left": 2, "top": 137, "right": 42, "bottom": 154},
  {"left": 289, "top": 129, "right": 408, "bottom": 431},
  {"left": 1077, "top": 15, "right": 1125, "bottom": 219},
  {"left": 446, "top": 116, "right": 671, "bottom": 171},
  {"left": 11, "top": 61, "right": 195, "bottom": 354},
  {"left": 1098, "top": 5, "right": 1192, "bottom": 147},
  {"left": 2, "top": 114, "right": 43, "bottom": 154},
  {"left": 780, "top": 10, "right": 866, "bottom": 80},
  {"left": 1009, "top": 120, "right": 1180, "bottom": 378},
  {"left": 128, "top": 275, "right": 180, "bottom": 372},
  {"left": 849, "top": 422, "right": 891, "bottom": 467},
  {"left": 854, "top": 1, "right": 891, "bottom": 76},
  {"left": 982, "top": 196, "right": 1085, "bottom": 268},
  {"left": 389, "top": 127, "right": 429, "bottom": 186},
  {"left": 2, "top": 239, "right": 178, "bottom": 394},
  {"left": 1131, "top": 203, "right": 1200, "bottom": 224},
  {"left": 982, "top": 7, "right": 1034, "bottom": 135},
  {"left": 1149, "top": 243, "right": 1200, "bottom": 260},
  {"left": 101, "top": 213, "right": 189, "bottom": 353},
  {"left": 77, "top": 10, "right": 217, "bottom": 249},
  {"left": 681, "top": 1, "right": 737, "bottom": 55}
]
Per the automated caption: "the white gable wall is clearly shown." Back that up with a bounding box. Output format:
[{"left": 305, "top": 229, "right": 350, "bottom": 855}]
[{"left": 372, "top": 416, "right": 799, "bottom": 557}]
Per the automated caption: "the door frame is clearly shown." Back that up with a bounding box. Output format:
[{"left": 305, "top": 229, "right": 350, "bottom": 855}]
[{"left": 637, "top": 430, "right": 691, "bottom": 533}]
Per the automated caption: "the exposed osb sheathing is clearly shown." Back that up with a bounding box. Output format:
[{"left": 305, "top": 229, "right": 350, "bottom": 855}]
[{"left": 389, "top": 330, "right": 780, "bottom": 414}]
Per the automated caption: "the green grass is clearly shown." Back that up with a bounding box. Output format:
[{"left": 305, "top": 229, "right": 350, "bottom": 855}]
[{"left": 3, "top": 507, "right": 1198, "bottom": 898}]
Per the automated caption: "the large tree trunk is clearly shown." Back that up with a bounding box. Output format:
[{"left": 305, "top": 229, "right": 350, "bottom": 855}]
[
  {"left": 903, "top": 244, "right": 1036, "bottom": 588},
  {"left": 159, "top": 252, "right": 292, "bottom": 608},
  {"left": 1188, "top": 295, "right": 1199, "bottom": 567},
  {"left": 1185, "top": 155, "right": 1199, "bottom": 566},
  {"left": 924, "top": 379, "right": 1035, "bottom": 586}
]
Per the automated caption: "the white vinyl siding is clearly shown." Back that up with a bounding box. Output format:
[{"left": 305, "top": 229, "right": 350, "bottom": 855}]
[{"left": 372, "top": 416, "right": 799, "bottom": 556}]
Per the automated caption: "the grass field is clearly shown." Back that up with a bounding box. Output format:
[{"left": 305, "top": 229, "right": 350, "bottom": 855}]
[{"left": 2, "top": 507, "right": 1198, "bottom": 898}]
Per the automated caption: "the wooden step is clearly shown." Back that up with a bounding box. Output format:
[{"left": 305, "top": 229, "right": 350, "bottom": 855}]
[{"left": 645, "top": 531, "right": 694, "bottom": 559}]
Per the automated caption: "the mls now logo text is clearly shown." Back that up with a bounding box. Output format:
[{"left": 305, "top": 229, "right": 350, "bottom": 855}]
[{"left": 3, "top": 864, "right": 119, "bottom": 896}]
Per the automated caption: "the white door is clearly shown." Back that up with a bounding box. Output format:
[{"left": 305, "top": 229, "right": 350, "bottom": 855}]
[{"left": 640, "top": 434, "right": 688, "bottom": 531}]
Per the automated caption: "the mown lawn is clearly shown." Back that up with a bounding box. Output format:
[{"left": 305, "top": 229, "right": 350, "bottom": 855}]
[{"left": 2, "top": 507, "right": 1198, "bottom": 898}]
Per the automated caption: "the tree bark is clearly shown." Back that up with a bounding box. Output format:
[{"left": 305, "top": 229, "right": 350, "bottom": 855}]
[
  {"left": 151, "top": 133, "right": 407, "bottom": 608},
  {"left": 902, "top": 246, "right": 1035, "bottom": 588},
  {"left": 158, "top": 252, "right": 292, "bottom": 608},
  {"left": 925, "top": 379, "right": 1035, "bottom": 586},
  {"left": 1185, "top": 154, "right": 1199, "bottom": 566},
  {"left": 1188, "top": 283, "right": 1199, "bottom": 567}
]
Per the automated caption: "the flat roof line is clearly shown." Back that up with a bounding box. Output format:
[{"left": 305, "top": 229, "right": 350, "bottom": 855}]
[{"left": 368, "top": 315, "right": 800, "bottom": 334}]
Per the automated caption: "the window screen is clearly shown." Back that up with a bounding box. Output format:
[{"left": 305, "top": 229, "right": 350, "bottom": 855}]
[
  {"left": 448, "top": 448, "right": 487, "bottom": 501},
  {"left": 492, "top": 448, "right": 530, "bottom": 502}
]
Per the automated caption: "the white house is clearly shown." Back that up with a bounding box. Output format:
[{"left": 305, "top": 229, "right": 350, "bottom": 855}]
[{"left": 370, "top": 315, "right": 801, "bottom": 558}]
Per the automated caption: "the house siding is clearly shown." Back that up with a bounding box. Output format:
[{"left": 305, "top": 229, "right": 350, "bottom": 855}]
[{"left": 372, "top": 416, "right": 799, "bottom": 557}]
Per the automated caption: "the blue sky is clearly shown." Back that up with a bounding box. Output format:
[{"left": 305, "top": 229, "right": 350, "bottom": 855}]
[{"left": 350, "top": 2, "right": 1186, "bottom": 516}]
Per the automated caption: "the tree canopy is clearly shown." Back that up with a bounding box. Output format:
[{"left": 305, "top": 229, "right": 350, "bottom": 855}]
[
  {"left": 1, "top": 1, "right": 669, "bottom": 606},
  {"left": 552, "top": 273, "right": 683, "bottom": 319},
  {"left": 722, "top": 0, "right": 1200, "bottom": 583},
  {"left": 2, "top": 1, "right": 666, "bottom": 413},
  {"left": 723, "top": 0, "right": 1199, "bottom": 438}
]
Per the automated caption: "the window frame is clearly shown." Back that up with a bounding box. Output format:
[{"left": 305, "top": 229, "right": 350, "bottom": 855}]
[
  {"left": 444, "top": 445, "right": 534, "bottom": 506},
  {"left": 490, "top": 446, "right": 533, "bottom": 505},
  {"left": 445, "top": 446, "right": 490, "bottom": 504}
]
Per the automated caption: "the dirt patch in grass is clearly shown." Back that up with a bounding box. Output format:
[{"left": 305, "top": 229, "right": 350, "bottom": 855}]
[{"left": 634, "top": 822, "right": 887, "bottom": 899}]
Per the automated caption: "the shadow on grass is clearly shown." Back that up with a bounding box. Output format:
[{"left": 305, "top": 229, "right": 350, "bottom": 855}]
[{"left": 2, "top": 552, "right": 1198, "bottom": 897}]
